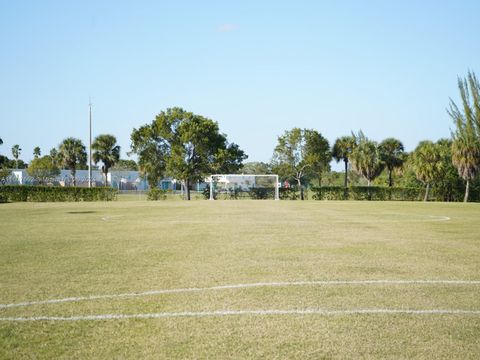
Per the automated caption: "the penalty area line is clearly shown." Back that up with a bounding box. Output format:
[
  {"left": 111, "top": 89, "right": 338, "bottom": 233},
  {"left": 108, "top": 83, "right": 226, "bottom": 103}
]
[
  {"left": 1, "top": 309, "right": 480, "bottom": 322},
  {"left": 1, "top": 280, "right": 480, "bottom": 309}
]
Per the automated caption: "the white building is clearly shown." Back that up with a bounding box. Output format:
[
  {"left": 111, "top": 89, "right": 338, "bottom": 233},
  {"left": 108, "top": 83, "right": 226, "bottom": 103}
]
[{"left": 6, "top": 169, "right": 149, "bottom": 190}]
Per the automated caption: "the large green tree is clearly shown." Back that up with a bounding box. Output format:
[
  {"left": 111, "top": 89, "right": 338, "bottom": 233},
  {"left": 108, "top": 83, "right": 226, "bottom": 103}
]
[
  {"left": 239, "top": 162, "right": 271, "bottom": 175},
  {"left": 27, "top": 155, "right": 60, "bottom": 185},
  {"left": 130, "top": 124, "right": 167, "bottom": 189},
  {"left": 303, "top": 129, "right": 331, "bottom": 186},
  {"left": 210, "top": 142, "right": 247, "bottom": 175},
  {"left": 379, "top": 138, "right": 405, "bottom": 187},
  {"left": 434, "top": 139, "right": 465, "bottom": 202},
  {"left": 160, "top": 108, "right": 246, "bottom": 200},
  {"left": 92, "top": 134, "right": 120, "bottom": 187},
  {"left": 272, "top": 128, "right": 327, "bottom": 200},
  {"left": 332, "top": 136, "right": 356, "bottom": 187},
  {"left": 112, "top": 159, "right": 138, "bottom": 171},
  {"left": 350, "top": 131, "right": 384, "bottom": 186},
  {"left": 448, "top": 71, "right": 480, "bottom": 202},
  {"left": 410, "top": 141, "right": 444, "bottom": 201},
  {"left": 58, "top": 138, "right": 87, "bottom": 186},
  {"left": 132, "top": 108, "right": 246, "bottom": 200},
  {"left": 11, "top": 144, "right": 21, "bottom": 168}
]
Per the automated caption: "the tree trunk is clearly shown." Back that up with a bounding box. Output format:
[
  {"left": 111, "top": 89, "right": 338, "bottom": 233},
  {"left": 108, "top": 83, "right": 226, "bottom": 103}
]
[
  {"left": 344, "top": 160, "right": 348, "bottom": 187},
  {"left": 297, "top": 178, "right": 304, "bottom": 200},
  {"left": 424, "top": 183, "right": 430, "bottom": 202},
  {"left": 388, "top": 169, "right": 393, "bottom": 187},
  {"left": 185, "top": 178, "right": 191, "bottom": 200},
  {"left": 104, "top": 170, "right": 108, "bottom": 187},
  {"left": 367, "top": 179, "right": 371, "bottom": 187},
  {"left": 464, "top": 179, "right": 470, "bottom": 203},
  {"left": 318, "top": 173, "right": 322, "bottom": 187},
  {"left": 72, "top": 169, "right": 76, "bottom": 187}
]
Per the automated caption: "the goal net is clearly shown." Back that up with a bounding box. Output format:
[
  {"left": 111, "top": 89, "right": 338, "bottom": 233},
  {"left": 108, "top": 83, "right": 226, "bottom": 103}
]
[{"left": 207, "top": 174, "right": 280, "bottom": 200}]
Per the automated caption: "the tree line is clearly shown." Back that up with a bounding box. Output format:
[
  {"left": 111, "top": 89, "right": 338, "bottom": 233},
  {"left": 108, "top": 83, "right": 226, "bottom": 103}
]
[
  {"left": 0, "top": 135, "right": 122, "bottom": 186},
  {"left": 248, "top": 71, "right": 480, "bottom": 202},
  {"left": 1, "top": 71, "right": 479, "bottom": 201}
]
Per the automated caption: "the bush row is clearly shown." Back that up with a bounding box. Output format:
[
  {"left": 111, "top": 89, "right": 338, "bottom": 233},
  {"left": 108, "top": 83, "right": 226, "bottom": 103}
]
[
  {"left": 311, "top": 186, "right": 424, "bottom": 201},
  {"left": 200, "top": 187, "right": 298, "bottom": 200},
  {"left": 0, "top": 185, "right": 118, "bottom": 202},
  {"left": 201, "top": 186, "right": 422, "bottom": 201}
]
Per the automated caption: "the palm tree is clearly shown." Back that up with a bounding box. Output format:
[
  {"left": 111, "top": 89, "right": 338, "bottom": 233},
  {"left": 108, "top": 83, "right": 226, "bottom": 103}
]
[
  {"left": 332, "top": 136, "right": 356, "bottom": 187},
  {"left": 58, "top": 138, "right": 87, "bottom": 186},
  {"left": 451, "top": 128, "right": 479, "bottom": 202},
  {"left": 448, "top": 71, "right": 480, "bottom": 202},
  {"left": 33, "top": 146, "right": 41, "bottom": 159},
  {"left": 379, "top": 138, "right": 405, "bottom": 187},
  {"left": 350, "top": 132, "right": 384, "bottom": 186},
  {"left": 92, "top": 134, "right": 120, "bottom": 186},
  {"left": 11, "top": 144, "right": 21, "bottom": 169},
  {"left": 410, "top": 141, "right": 443, "bottom": 201},
  {"left": 49, "top": 148, "right": 59, "bottom": 167}
]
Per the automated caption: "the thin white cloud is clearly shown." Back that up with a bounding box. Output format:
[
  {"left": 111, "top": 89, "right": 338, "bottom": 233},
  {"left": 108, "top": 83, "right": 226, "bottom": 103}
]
[{"left": 217, "top": 23, "right": 239, "bottom": 32}]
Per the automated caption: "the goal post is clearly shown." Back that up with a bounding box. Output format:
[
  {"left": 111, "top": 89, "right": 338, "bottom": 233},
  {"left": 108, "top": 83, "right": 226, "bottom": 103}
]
[{"left": 208, "top": 174, "right": 280, "bottom": 200}]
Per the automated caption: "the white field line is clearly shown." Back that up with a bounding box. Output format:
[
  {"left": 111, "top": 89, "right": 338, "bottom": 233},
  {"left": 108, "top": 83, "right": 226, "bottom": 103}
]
[
  {"left": 428, "top": 215, "right": 451, "bottom": 221},
  {"left": 1, "top": 309, "right": 480, "bottom": 322},
  {"left": 100, "top": 215, "right": 124, "bottom": 221},
  {"left": 1, "top": 280, "right": 479, "bottom": 309},
  {"left": 100, "top": 215, "right": 451, "bottom": 223}
]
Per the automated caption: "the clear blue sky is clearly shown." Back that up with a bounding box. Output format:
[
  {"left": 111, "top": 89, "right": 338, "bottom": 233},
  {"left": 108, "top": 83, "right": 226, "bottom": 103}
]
[{"left": 1, "top": 0, "right": 479, "bottom": 168}]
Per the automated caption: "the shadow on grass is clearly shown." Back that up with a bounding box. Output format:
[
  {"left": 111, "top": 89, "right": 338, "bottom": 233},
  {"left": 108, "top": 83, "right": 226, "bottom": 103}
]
[{"left": 67, "top": 211, "right": 97, "bottom": 214}]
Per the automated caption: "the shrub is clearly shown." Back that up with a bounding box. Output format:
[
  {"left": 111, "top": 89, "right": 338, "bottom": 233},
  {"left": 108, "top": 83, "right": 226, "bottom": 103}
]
[
  {"left": 279, "top": 187, "right": 298, "bottom": 200},
  {"left": 249, "top": 187, "right": 275, "bottom": 199},
  {"left": 311, "top": 186, "right": 423, "bottom": 201},
  {"left": 226, "top": 186, "right": 242, "bottom": 199},
  {"left": 312, "top": 186, "right": 348, "bottom": 200},
  {"left": 0, "top": 168, "right": 11, "bottom": 185},
  {"left": 27, "top": 156, "right": 60, "bottom": 184},
  {"left": 147, "top": 188, "right": 167, "bottom": 200},
  {"left": 204, "top": 185, "right": 279, "bottom": 200},
  {"left": 0, "top": 185, "right": 117, "bottom": 202}
]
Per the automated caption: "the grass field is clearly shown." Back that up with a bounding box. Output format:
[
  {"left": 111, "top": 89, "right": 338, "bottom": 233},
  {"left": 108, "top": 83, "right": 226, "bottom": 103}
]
[{"left": 0, "top": 199, "right": 479, "bottom": 359}]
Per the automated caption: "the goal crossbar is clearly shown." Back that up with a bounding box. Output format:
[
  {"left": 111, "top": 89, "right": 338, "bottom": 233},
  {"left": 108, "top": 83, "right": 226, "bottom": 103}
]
[{"left": 208, "top": 174, "right": 280, "bottom": 200}]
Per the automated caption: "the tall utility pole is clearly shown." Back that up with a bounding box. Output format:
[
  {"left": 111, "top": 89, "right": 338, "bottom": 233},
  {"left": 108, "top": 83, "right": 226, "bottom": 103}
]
[{"left": 88, "top": 99, "right": 93, "bottom": 188}]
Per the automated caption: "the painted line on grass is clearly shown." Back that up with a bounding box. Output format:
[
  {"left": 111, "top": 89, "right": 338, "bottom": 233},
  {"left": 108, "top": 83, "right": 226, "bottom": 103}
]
[
  {"left": 1, "top": 280, "right": 479, "bottom": 309},
  {"left": 100, "top": 215, "right": 125, "bottom": 221},
  {"left": 1, "top": 309, "right": 480, "bottom": 321},
  {"left": 100, "top": 215, "right": 452, "bottom": 223},
  {"left": 428, "top": 215, "right": 451, "bottom": 222}
]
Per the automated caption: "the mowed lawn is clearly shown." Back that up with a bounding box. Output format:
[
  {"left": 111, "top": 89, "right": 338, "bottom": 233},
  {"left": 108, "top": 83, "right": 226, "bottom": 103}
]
[{"left": 0, "top": 199, "right": 479, "bottom": 359}]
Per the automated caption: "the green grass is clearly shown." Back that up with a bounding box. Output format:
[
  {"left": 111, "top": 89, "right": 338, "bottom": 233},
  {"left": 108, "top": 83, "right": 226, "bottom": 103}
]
[{"left": 0, "top": 200, "right": 479, "bottom": 359}]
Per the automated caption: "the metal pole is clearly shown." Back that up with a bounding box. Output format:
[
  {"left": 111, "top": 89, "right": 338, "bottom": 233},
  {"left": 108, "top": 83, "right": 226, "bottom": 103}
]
[
  {"left": 209, "top": 176, "right": 214, "bottom": 200},
  {"left": 88, "top": 99, "right": 92, "bottom": 188}
]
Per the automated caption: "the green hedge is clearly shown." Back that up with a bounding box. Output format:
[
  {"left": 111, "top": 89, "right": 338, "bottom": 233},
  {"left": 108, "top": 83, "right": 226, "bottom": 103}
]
[
  {"left": 0, "top": 185, "right": 118, "bottom": 202},
  {"left": 311, "top": 186, "right": 423, "bottom": 201},
  {"left": 203, "top": 185, "right": 288, "bottom": 200},
  {"left": 249, "top": 187, "right": 275, "bottom": 199},
  {"left": 279, "top": 188, "right": 299, "bottom": 200}
]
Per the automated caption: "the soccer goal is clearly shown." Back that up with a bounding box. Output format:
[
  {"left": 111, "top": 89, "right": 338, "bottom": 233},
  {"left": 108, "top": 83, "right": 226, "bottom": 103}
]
[{"left": 208, "top": 174, "right": 280, "bottom": 200}]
